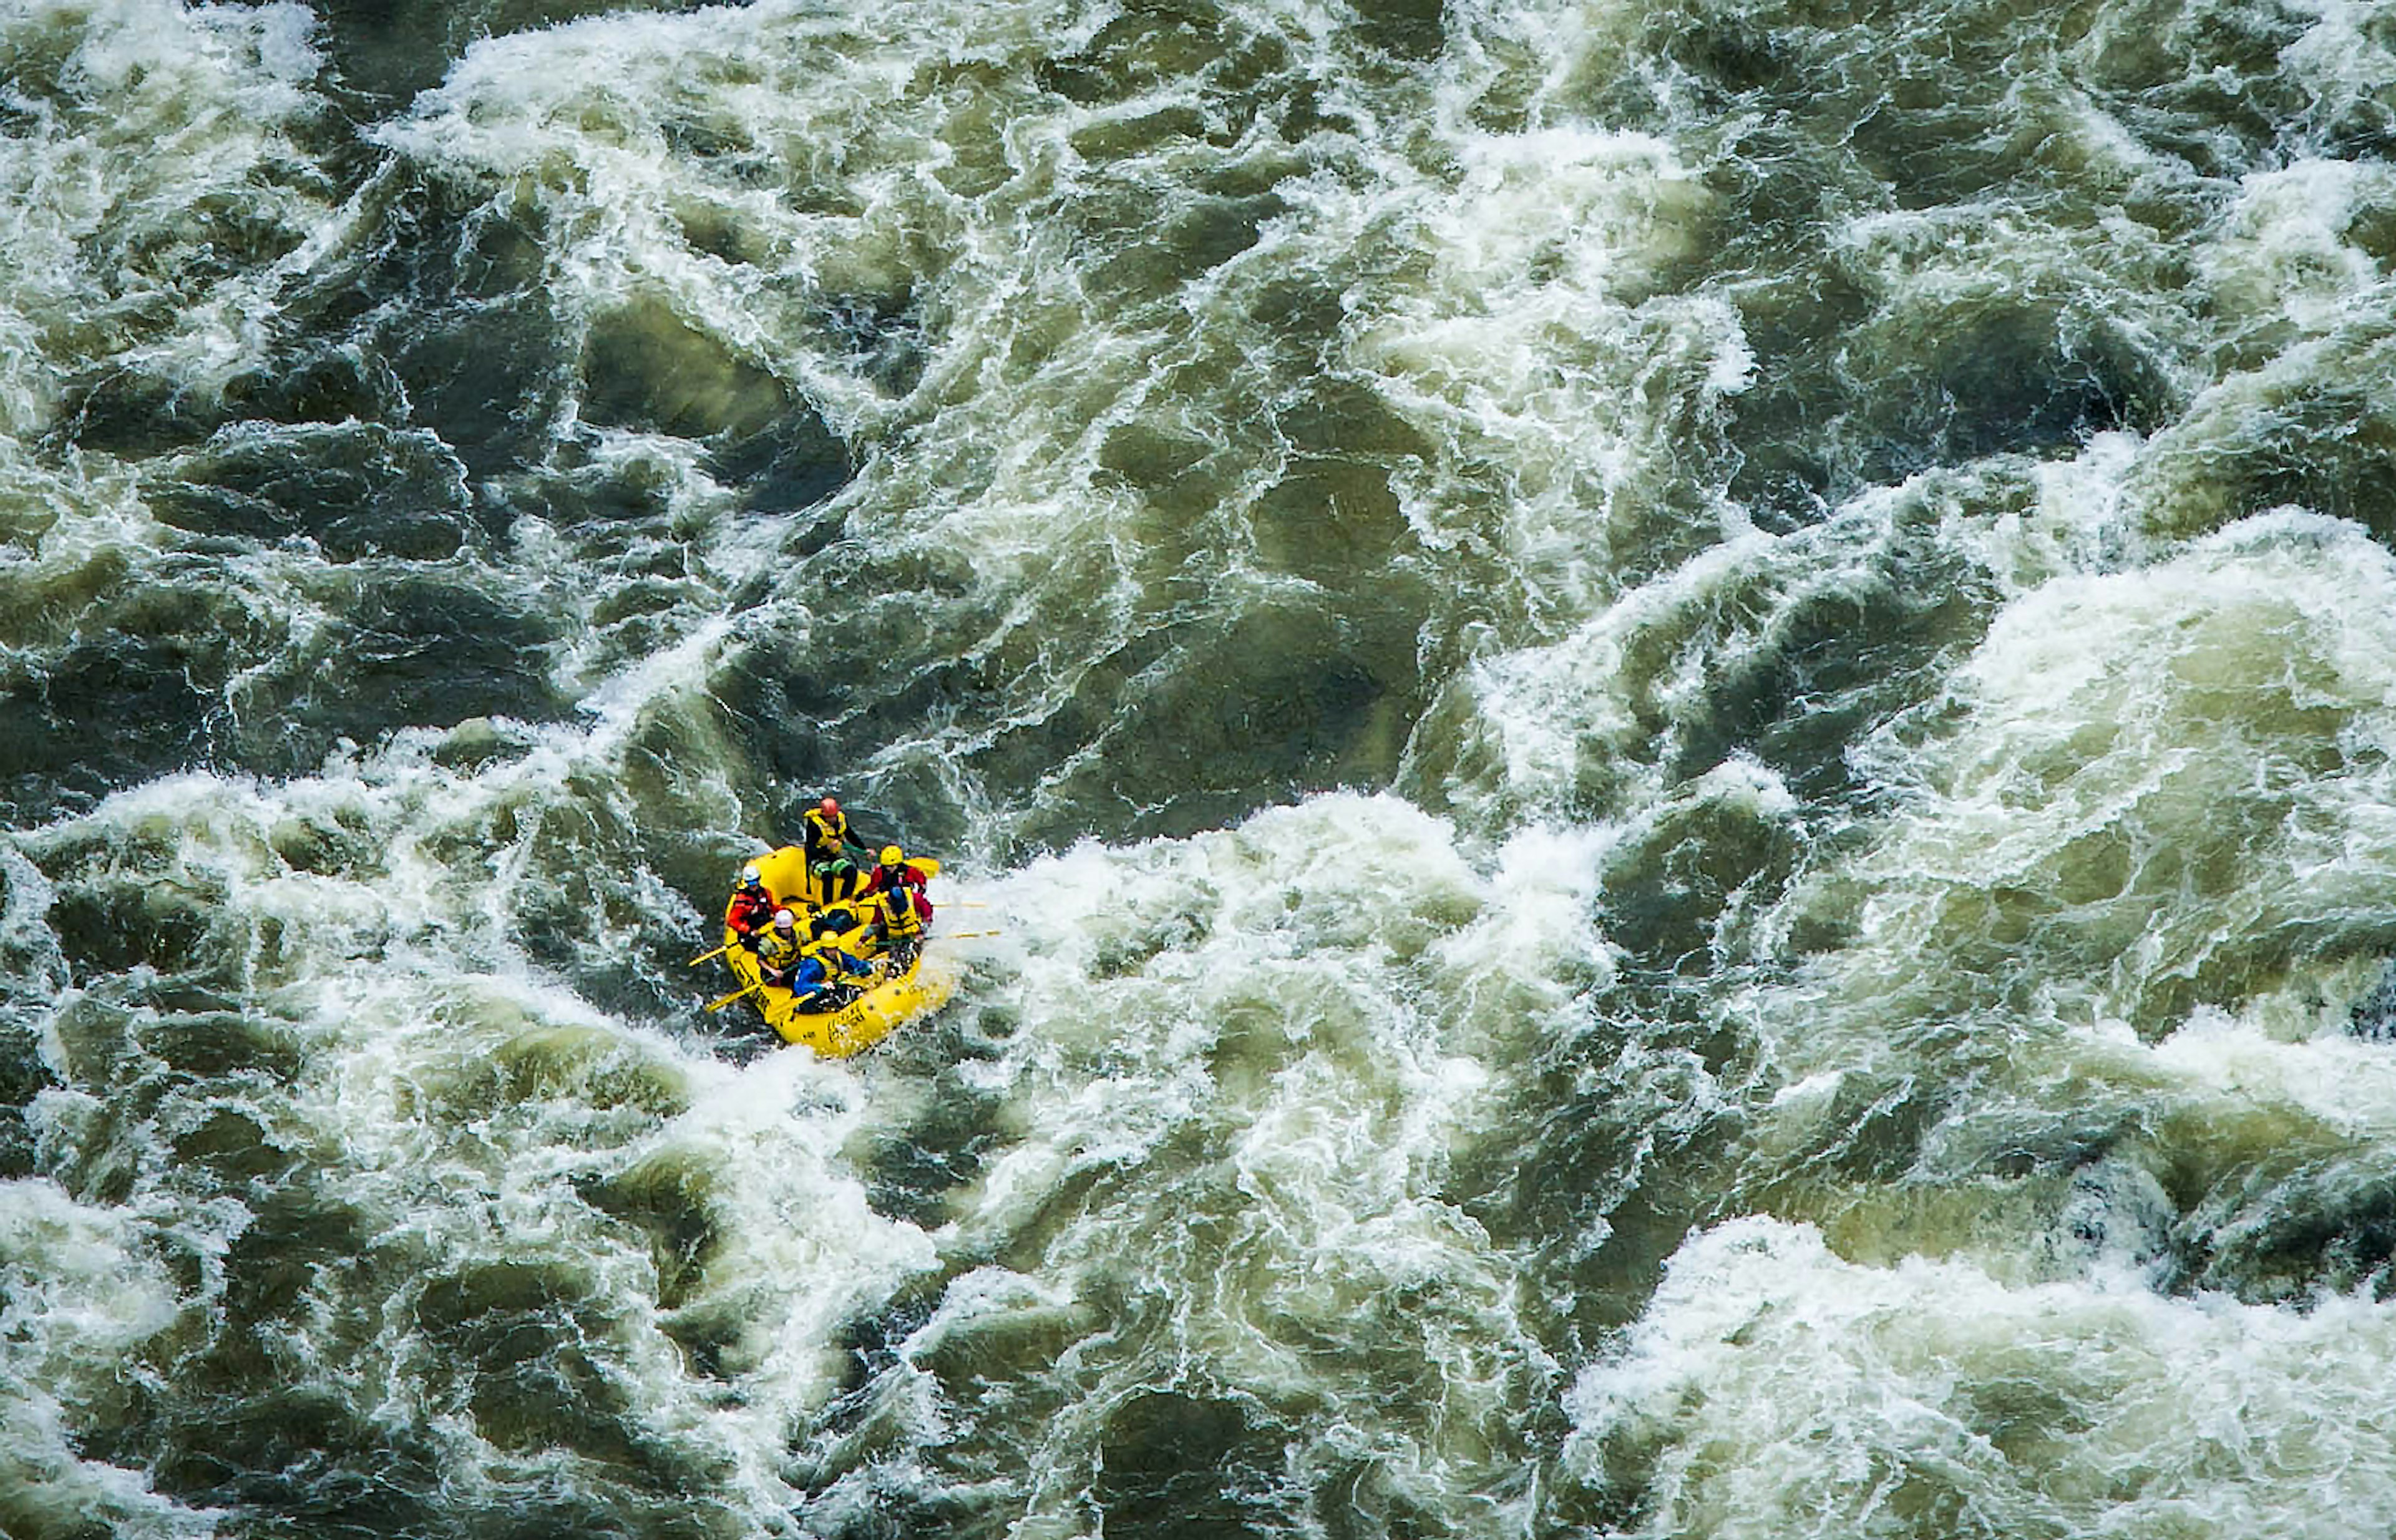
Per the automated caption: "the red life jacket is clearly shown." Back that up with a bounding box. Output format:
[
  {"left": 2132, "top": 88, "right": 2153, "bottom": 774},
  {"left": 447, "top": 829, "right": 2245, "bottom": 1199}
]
[{"left": 724, "top": 887, "right": 776, "bottom": 934}]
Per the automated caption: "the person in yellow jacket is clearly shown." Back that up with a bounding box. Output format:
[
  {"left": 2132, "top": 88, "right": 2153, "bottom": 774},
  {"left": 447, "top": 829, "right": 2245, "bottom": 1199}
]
[
  {"left": 862, "top": 844, "right": 925, "bottom": 903},
  {"left": 801, "top": 797, "right": 854, "bottom": 867},
  {"left": 867, "top": 879, "right": 927, "bottom": 968},
  {"left": 750, "top": 909, "right": 807, "bottom": 988}
]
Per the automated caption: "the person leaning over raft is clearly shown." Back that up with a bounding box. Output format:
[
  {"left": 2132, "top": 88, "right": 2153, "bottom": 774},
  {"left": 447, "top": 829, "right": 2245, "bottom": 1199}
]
[
  {"left": 863, "top": 844, "right": 933, "bottom": 958},
  {"left": 863, "top": 844, "right": 928, "bottom": 904}
]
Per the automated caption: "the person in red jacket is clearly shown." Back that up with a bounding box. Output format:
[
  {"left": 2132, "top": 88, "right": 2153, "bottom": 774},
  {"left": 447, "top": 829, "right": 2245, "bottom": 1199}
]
[
  {"left": 862, "top": 845, "right": 929, "bottom": 908},
  {"left": 723, "top": 864, "right": 777, "bottom": 938}
]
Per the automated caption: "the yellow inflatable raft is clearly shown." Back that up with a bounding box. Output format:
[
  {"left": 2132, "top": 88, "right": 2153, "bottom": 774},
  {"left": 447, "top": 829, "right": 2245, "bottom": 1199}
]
[{"left": 720, "top": 845, "right": 957, "bottom": 1057}]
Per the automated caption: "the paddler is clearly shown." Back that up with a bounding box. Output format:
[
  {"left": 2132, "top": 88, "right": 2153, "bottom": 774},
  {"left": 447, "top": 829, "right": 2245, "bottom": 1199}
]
[
  {"left": 788, "top": 935, "right": 871, "bottom": 1011},
  {"left": 862, "top": 844, "right": 929, "bottom": 907},
  {"left": 723, "top": 864, "right": 776, "bottom": 938},
  {"left": 811, "top": 849, "right": 868, "bottom": 907},
  {"left": 751, "top": 908, "right": 807, "bottom": 989},
  {"left": 866, "top": 868, "right": 930, "bottom": 969}
]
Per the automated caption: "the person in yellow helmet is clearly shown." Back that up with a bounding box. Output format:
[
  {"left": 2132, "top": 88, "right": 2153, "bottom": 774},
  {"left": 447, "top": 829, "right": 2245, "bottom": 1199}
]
[
  {"left": 860, "top": 844, "right": 932, "bottom": 967},
  {"left": 863, "top": 844, "right": 926, "bottom": 902},
  {"left": 787, "top": 933, "right": 872, "bottom": 1011}
]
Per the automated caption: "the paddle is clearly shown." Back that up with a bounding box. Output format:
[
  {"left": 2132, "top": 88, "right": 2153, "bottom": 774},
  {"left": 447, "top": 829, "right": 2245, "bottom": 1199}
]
[
  {"left": 688, "top": 943, "right": 733, "bottom": 967},
  {"left": 705, "top": 981, "right": 766, "bottom": 1013}
]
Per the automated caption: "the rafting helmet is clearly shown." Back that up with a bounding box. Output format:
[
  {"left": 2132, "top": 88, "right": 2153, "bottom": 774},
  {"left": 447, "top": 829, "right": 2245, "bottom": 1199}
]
[
  {"left": 772, "top": 909, "right": 796, "bottom": 932},
  {"left": 739, "top": 864, "right": 763, "bottom": 888},
  {"left": 880, "top": 845, "right": 903, "bottom": 866},
  {"left": 821, "top": 797, "right": 840, "bottom": 816}
]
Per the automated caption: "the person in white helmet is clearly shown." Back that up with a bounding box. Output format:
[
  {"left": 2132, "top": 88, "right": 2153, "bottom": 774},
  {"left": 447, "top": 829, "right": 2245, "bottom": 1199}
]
[
  {"left": 751, "top": 908, "right": 806, "bottom": 988},
  {"left": 723, "top": 864, "right": 776, "bottom": 938}
]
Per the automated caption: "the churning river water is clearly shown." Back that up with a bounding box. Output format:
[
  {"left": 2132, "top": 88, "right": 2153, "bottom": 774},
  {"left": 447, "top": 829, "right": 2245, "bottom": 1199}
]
[{"left": 10, "top": 0, "right": 2396, "bottom": 1535}]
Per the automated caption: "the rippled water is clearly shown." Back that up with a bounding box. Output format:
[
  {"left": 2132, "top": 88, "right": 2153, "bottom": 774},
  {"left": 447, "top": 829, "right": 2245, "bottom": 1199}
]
[{"left": 10, "top": 0, "right": 2396, "bottom": 1534}]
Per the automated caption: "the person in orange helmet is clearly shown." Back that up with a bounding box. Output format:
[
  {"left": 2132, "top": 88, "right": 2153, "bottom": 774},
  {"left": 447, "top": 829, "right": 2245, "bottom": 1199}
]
[{"left": 801, "top": 796, "right": 853, "bottom": 867}]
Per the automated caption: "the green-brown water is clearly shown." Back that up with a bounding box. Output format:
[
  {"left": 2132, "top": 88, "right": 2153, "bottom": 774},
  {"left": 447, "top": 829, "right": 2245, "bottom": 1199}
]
[{"left": 12, "top": 0, "right": 2396, "bottom": 1535}]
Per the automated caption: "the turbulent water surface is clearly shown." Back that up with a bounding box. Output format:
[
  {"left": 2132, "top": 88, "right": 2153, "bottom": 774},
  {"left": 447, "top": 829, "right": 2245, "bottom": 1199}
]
[{"left": 10, "top": 0, "right": 2396, "bottom": 1534}]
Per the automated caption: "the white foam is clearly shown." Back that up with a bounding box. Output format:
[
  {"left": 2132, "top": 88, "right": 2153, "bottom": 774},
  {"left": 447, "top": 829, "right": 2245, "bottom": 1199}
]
[
  {"left": 912, "top": 792, "right": 1589, "bottom": 1512},
  {"left": 2146, "top": 1006, "right": 2396, "bottom": 1133},
  {"left": 1569, "top": 1216, "right": 2396, "bottom": 1538},
  {"left": 1781, "top": 510, "right": 2396, "bottom": 1044},
  {"left": 1699, "top": 512, "right": 2396, "bottom": 1299},
  {"left": 2279, "top": 0, "right": 2396, "bottom": 158},
  {"left": 0, "top": 1177, "right": 222, "bottom": 1539},
  {"left": 1418, "top": 473, "right": 1975, "bottom": 821},
  {"left": 2199, "top": 159, "right": 2395, "bottom": 336},
  {"left": 0, "top": 0, "right": 338, "bottom": 427},
  {"left": 363, "top": 0, "right": 1762, "bottom": 777}
]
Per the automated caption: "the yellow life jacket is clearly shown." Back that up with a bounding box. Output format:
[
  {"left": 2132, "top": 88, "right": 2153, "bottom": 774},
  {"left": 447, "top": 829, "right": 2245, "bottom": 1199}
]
[
  {"left": 874, "top": 885, "right": 925, "bottom": 940},
  {"left": 754, "top": 925, "right": 805, "bottom": 971},
  {"left": 804, "top": 938, "right": 869, "bottom": 983},
  {"left": 802, "top": 806, "right": 850, "bottom": 857}
]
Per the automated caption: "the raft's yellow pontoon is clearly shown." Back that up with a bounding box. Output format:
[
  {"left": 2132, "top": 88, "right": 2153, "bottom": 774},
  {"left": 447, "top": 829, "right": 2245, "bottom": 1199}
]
[{"left": 721, "top": 846, "right": 954, "bottom": 1056}]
